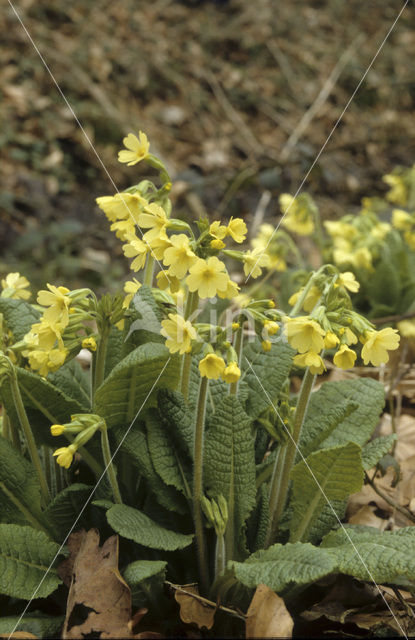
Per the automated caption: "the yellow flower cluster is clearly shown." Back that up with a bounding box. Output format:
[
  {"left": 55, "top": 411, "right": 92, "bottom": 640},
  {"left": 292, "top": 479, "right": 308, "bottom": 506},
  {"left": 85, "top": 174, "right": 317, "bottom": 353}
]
[
  {"left": 324, "top": 210, "right": 391, "bottom": 271},
  {"left": 251, "top": 223, "right": 286, "bottom": 272},
  {"left": 198, "top": 353, "right": 241, "bottom": 383},
  {"left": 279, "top": 193, "right": 316, "bottom": 236},
  {"left": 383, "top": 165, "right": 415, "bottom": 208},
  {"left": 392, "top": 209, "right": 415, "bottom": 250}
]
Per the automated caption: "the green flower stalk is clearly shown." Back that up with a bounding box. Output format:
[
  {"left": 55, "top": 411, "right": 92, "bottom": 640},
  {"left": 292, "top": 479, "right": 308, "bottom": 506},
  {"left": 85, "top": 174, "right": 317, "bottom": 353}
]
[{"left": 193, "top": 376, "right": 209, "bottom": 594}]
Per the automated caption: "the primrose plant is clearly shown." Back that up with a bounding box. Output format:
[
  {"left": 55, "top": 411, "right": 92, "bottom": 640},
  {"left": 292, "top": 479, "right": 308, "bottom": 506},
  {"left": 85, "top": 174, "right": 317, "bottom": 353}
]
[{"left": 0, "top": 133, "right": 414, "bottom": 635}]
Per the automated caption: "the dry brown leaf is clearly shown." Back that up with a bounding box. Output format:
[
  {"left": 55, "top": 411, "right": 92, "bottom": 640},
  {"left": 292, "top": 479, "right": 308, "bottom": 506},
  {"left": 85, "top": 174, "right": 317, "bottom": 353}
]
[
  {"left": 0, "top": 634, "right": 37, "bottom": 639},
  {"left": 174, "top": 585, "right": 215, "bottom": 630},
  {"left": 61, "top": 529, "right": 140, "bottom": 638},
  {"left": 348, "top": 504, "right": 388, "bottom": 530},
  {"left": 245, "top": 584, "right": 293, "bottom": 639}
]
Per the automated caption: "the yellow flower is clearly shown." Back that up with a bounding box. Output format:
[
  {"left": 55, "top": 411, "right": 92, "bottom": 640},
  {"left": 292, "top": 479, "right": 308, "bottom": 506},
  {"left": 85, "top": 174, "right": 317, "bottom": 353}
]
[
  {"left": 361, "top": 328, "right": 400, "bottom": 366},
  {"left": 397, "top": 319, "right": 415, "bottom": 338},
  {"left": 110, "top": 219, "right": 136, "bottom": 241},
  {"left": 285, "top": 316, "right": 325, "bottom": 354},
  {"left": 186, "top": 257, "right": 229, "bottom": 299},
  {"left": 333, "top": 344, "right": 356, "bottom": 370},
  {"left": 123, "top": 238, "right": 148, "bottom": 272},
  {"left": 122, "top": 278, "right": 142, "bottom": 309},
  {"left": 392, "top": 208, "right": 413, "bottom": 231},
  {"left": 136, "top": 203, "right": 168, "bottom": 243},
  {"left": 383, "top": 173, "right": 407, "bottom": 206},
  {"left": 324, "top": 331, "right": 339, "bottom": 349},
  {"left": 53, "top": 444, "right": 77, "bottom": 469},
  {"left": 82, "top": 336, "right": 97, "bottom": 352},
  {"left": 371, "top": 222, "right": 391, "bottom": 240},
  {"left": 96, "top": 192, "right": 146, "bottom": 223},
  {"left": 243, "top": 249, "right": 269, "bottom": 279},
  {"left": 404, "top": 231, "right": 415, "bottom": 250},
  {"left": 222, "top": 362, "right": 241, "bottom": 383},
  {"left": 293, "top": 350, "right": 325, "bottom": 375},
  {"left": 28, "top": 347, "right": 67, "bottom": 377},
  {"left": 199, "top": 353, "right": 226, "bottom": 379},
  {"left": 51, "top": 424, "right": 65, "bottom": 436},
  {"left": 23, "top": 320, "right": 64, "bottom": 352},
  {"left": 337, "top": 272, "right": 359, "bottom": 293},
  {"left": 118, "top": 131, "right": 150, "bottom": 166},
  {"left": 162, "top": 234, "right": 197, "bottom": 278},
  {"left": 217, "top": 279, "right": 240, "bottom": 300},
  {"left": 261, "top": 340, "right": 272, "bottom": 352},
  {"left": 232, "top": 322, "right": 240, "bottom": 331},
  {"left": 210, "top": 220, "right": 227, "bottom": 240},
  {"left": 227, "top": 217, "right": 247, "bottom": 244},
  {"left": 1, "top": 272, "right": 31, "bottom": 300},
  {"left": 264, "top": 321, "right": 279, "bottom": 336},
  {"left": 156, "top": 271, "right": 181, "bottom": 293},
  {"left": 37, "top": 284, "right": 71, "bottom": 326},
  {"left": 288, "top": 285, "right": 321, "bottom": 312},
  {"left": 210, "top": 238, "right": 226, "bottom": 250},
  {"left": 160, "top": 313, "right": 197, "bottom": 355},
  {"left": 343, "top": 327, "right": 358, "bottom": 345},
  {"left": 279, "top": 193, "right": 315, "bottom": 236}
]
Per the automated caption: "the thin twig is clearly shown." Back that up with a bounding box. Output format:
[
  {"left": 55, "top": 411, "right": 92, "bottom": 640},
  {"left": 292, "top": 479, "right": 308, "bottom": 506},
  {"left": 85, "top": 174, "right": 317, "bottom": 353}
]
[
  {"left": 280, "top": 34, "right": 364, "bottom": 162},
  {"left": 165, "top": 581, "right": 246, "bottom": 620},
  {"left": 364, "top": 472, "right": 415, "bottom": 524}
]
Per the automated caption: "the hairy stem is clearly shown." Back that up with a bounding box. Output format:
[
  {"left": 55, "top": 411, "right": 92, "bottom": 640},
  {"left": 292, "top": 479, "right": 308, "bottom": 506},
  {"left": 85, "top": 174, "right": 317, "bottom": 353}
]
[
  {"left": 93, "top": 322, "right": 110, "bottom": 394},
  {"left": 100, "top": 425, "right": 122, "bottom": 504},
  {"left": 214, "top": 533, "right": 226, "bottom": 582},
  {"left": 193, "top": 376, "right": 209, "bottom": 594},
  {"left": 181, "top": 291, "right": 199, "bottom": 400},
  {"left": 265, "top": 445, "right": 286, "bottom": 547},
  {"left": 230, "top": 323, "right": 244, "bottom": 396},
  {"left": 143, "top": 254, "right": 155, "bottom": 287},
  {"left": 9, "top": 372, "right": 50, "bottom": 504}
]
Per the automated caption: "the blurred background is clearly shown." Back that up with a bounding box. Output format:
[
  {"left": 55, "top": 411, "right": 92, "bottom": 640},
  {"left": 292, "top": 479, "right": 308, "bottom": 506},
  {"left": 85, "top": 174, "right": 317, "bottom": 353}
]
[{"left": 1, "top": 0, "right": 414, "bottom": 292}]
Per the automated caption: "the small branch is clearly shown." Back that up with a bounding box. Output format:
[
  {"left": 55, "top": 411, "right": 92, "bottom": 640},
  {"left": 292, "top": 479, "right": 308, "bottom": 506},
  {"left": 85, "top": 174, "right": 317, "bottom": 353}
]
[
  {"left": 165, "top": 581, "right": 246, "bottom": 621},
  {"left": 365, "top": 472, "right": 415, "bottom": 524}
]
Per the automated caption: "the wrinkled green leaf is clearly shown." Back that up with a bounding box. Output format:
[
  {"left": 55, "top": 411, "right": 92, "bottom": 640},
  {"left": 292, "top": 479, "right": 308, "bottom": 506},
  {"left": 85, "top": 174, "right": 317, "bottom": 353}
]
[
  {"left": 94, "top": 343, "right": 179, "bottom": 428},
  {"left": 0, "top": 612, "right": 64, "bottom": 638},
  {"left": 48, "top": 358, "right": 91, "bottom": 410},
  {"left": 205, "top": 396, "right": 256, "bottom": 559},
  {"left": 123, "top": 560, "right": 166, "bottom": 607},
  {"left": 158, "top": 389, "right": 194, "bottom": 460},
  {"left": 45, "top": 484, "right": 92, "bottom": 541},
  {"left": 303, "top": 378, "right": 385, "bottom": 449},
  {"left": 0, "top": 524, "right": 62, "bottom": 599},
  {"left": 362, "top": 434, "right": 397, "bottom": 470},
  {"left": 232, "top": 542, "right": 336, "bottom": 592},
  {"left": 297, "top": 399, "right": 357, "bottom": 460},
  {"left": 243, "top": 339, "right": 294, "bottom": 419},
  {"left": 106, "top": 504, "right": 193, "bottom": 551},
  {"left": 0, "top": 298, "right": 40, "bottom": 341},
  {"left": 290, "top": 443, "right": 363, "bottom": 543}
]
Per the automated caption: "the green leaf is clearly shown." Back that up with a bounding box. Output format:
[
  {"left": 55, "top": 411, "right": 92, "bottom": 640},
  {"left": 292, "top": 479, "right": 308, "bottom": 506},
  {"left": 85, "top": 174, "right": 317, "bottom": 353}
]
[
  {"left": 302, "top": 378, "right": 385, "bottom": 449},
  {"left": 44, "top": 484, "right": 92, "bottom": 541},
  {"left": 361, "top": 434, "right": 397, "bottom": 470},
  {"left": 94, "top": 343, "right": 179, "bottom": 428},
  {"left": 231, "top": 542, "right": 336, "bottom": 592},
  {"left": 0, "top": 367, "right": 85, "bottom": 447},
  {"left": 303, "top": 499, "right": 347, "bottom": 546},
  {"left": 123, "top": 560, "right": 167, "bottom": 607},
  {"left": 0, "top": 524, "right": 62, "bottom": 599},
  {"left": 205, "top": 396, "right": 256, "bottom": 559},
  {"left": 322, "top": 526, "right": 415, "bottom": 586},
  {"left": 157, "top": 389, "right": 194, "bottom": 460},
  {"left": 0, "top": 298, "right": 40, "bottom": 341},
  {"left": 146, "top": 409, "right": 191, "bottom": 497},
  {"left": 246, "top": 484, "right": 270, "bottom": 553},
  {"left": 48, "top": 359, "right": 91, "bottom": 410},
  {"left": 0, "top": 436, "right": 47, "bottom": 531},
  {"left": 297, "top": 400, "right": 358, "bottom": 460},
  {"left": 369, "top": 253, "right": 400, "bottom": 310},
  {"left": 243, "top": 339, "right": 294, "bottom": 419},
  {"left": 113, "top": 425, "right": 187, "bottom": 514},
  {"left": 0, "top": 612, "right": 64, "bottom": 638},
  {"left": 104, "top": 325, "right": 125, "bottom": 378},
  {"left": 106, "top": 504, "right": 193, "bottom": 551},
  {"left": 289, "top": 443, "right": 364, "bottom": 543},
  {"left": 122, "top": 285, "right": 164, "bottom": 354}
]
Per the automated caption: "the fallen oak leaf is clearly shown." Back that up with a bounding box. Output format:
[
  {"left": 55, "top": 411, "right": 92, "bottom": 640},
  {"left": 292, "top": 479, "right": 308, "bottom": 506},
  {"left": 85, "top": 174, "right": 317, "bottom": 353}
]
[
  {"left": 61, "top": 529, "right": 143, "bottom": 638},
  {"left": 174, "top": 584, "right": 216, "bottom": 630},
  {"left": 246, "top": 584, "right": 293, "bottom": 639},
  {"left": 0, "top": 635, "right": 37, "bottom": 639}
]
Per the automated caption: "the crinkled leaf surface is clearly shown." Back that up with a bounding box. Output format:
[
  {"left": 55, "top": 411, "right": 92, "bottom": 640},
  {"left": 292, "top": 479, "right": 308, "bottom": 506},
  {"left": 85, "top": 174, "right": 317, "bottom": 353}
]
[
  {"left": 0, "top": 524, "right": 61, "bottom": 599},
  {"left": 205, "top": 396, "right": 256, "bottom": 559},
  {"left": 0, "top": 613, "right": 63, "bottom": 638},
  {"left": 106, "top": 503, "right": 193, "bottom": 550},
  {"left": 232, "top": 542, "right": 337, "bottom": 592},
  {"left": 45, "top": 484, "right": 92, "bottom": 542},
  {"left": 243, "top": 339, "right": 294, "bottom": 419},
  {"left": 322, "top": 526, "right": 415, "bottom": 586},
  {"left": 361, "top": 434, "right": 397, "bottom": 470},
  {"left": 297, "top": 399, "right": 357, "bottom": 461},
  {"left": 0, "top": 298, "right": 40, "bottom": 341},
  {"left": 302, "top": 378, "right": 385, "bottom": 450},
  {"left": 94, "top": 342, "right": 179, "bottom": 428},
  {"left": 289, "top": 443, "right": 363, "bottom": 543},
  {"left": 157, "top": 388, "right": 194, "bottom": 460},
  {"left": 48, "top": 359, "right": 91, "bottom": 410},
  {"left": 123, "top": 559, "right": 167, "bottom": 607}
]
